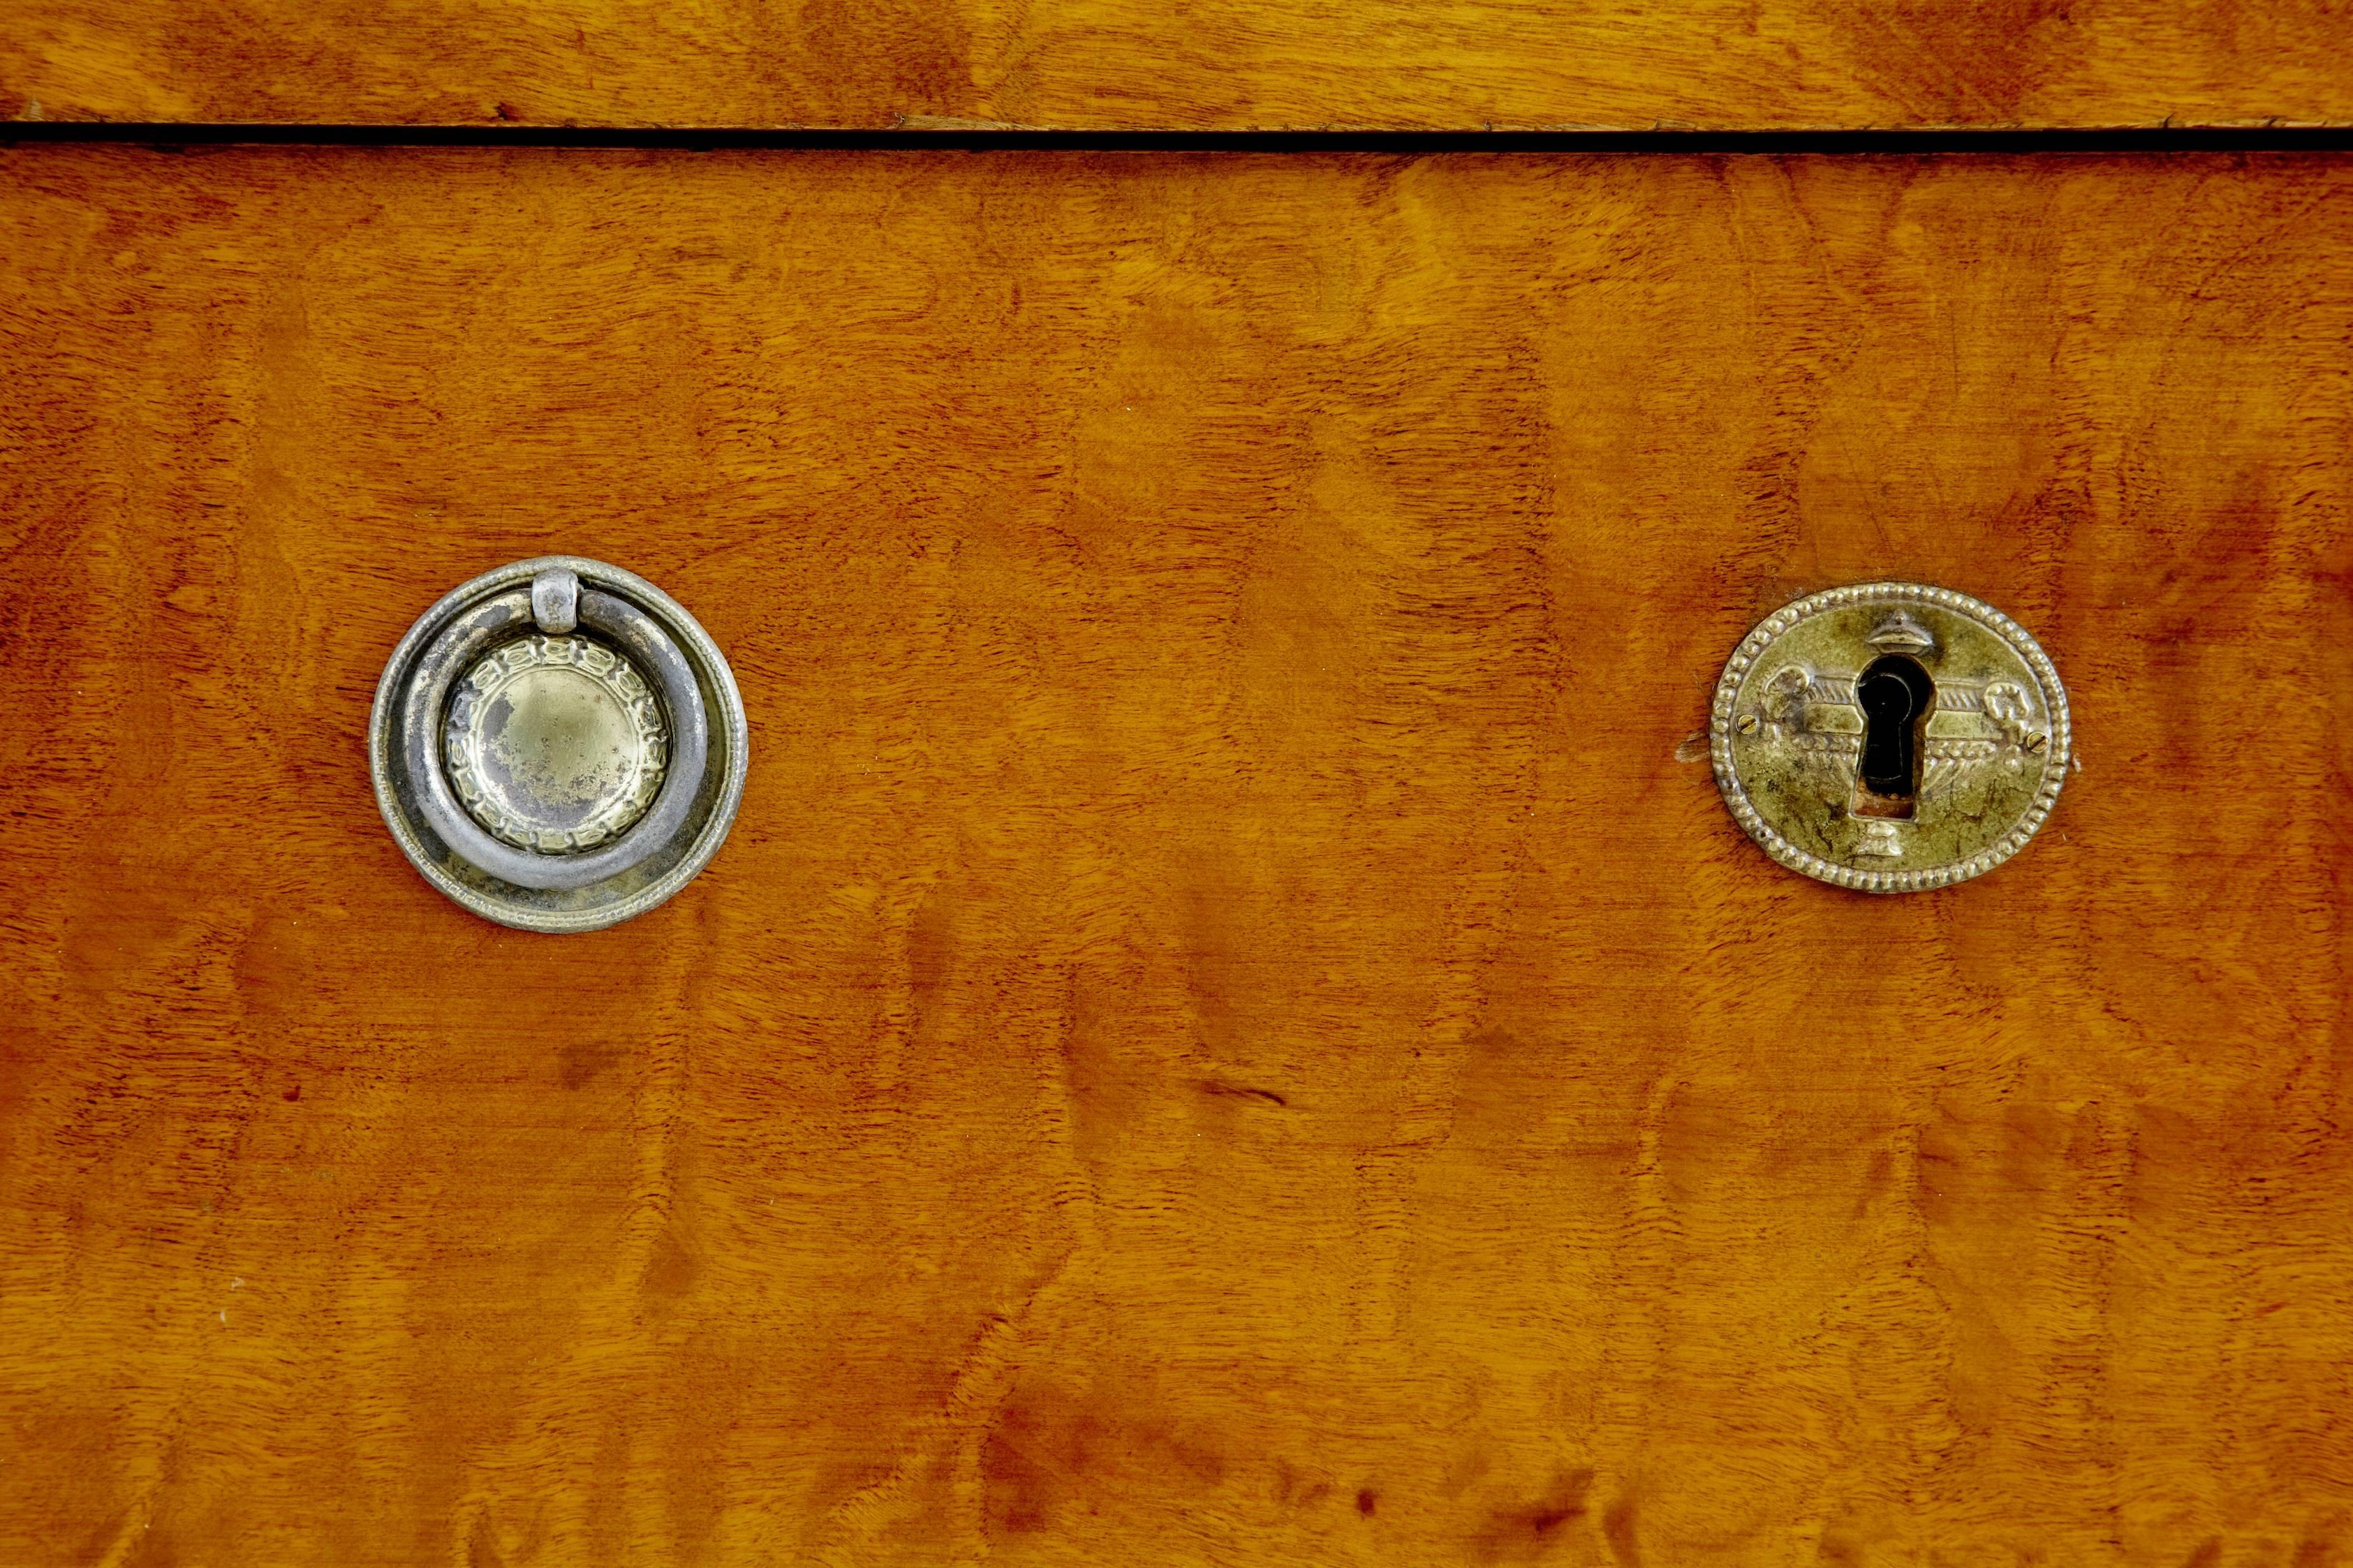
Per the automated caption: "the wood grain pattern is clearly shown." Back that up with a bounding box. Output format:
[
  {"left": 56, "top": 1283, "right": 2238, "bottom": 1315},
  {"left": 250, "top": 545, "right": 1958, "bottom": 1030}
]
[
  {"left": 1, "top": 147, "right": 2350, "bottom": 1566},
  {"left": 4, "top": 0, "right": 2353, "bottom": 131}
]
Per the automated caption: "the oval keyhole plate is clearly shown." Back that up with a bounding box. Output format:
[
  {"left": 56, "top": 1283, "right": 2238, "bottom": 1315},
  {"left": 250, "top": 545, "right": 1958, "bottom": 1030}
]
[{"left": 1710, "top": 583, "right": 2069, "bottom": 893}]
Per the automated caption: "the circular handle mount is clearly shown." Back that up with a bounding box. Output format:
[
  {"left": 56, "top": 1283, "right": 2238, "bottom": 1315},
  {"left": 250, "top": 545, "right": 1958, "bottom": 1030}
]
[{"left": 370, "top": 557, "right": 748, "bottom": 932}]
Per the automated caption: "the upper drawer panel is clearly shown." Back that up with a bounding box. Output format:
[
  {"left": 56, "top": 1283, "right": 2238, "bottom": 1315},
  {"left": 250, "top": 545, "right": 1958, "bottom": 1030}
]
[{"left": 3, "top": 0, "right": 2350, "bottom": 130}]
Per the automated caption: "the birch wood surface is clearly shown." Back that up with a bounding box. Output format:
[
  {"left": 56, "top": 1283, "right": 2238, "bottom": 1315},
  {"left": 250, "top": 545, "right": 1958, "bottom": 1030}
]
[
  {"left": 3, "top": 0, "right": 2352, "bottom": 130},
  {"left": 1, "top": 147, "right": 2349, "bottom": 1566}
]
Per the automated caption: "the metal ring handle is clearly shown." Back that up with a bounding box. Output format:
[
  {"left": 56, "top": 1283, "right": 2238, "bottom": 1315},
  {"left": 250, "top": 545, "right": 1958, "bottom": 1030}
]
[
  {"left": 369, "top": 556, "right": 748, "bottom": 933},
  {"left": 400, "top": 584, "right": 709, "bottom": 891}
]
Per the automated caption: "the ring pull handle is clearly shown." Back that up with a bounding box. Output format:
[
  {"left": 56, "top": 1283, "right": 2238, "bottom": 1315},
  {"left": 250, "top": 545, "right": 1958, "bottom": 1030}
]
[{"left": 370, "top": 556, "right": 748, "bottom": 932}]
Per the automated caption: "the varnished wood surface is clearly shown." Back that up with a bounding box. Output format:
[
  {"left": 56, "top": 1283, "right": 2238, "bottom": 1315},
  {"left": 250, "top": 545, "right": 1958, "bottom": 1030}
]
[
  {"left": 2, "top": 147, "right": 2350, "bottom": 1565},
  {"left": 5, "top": 0, "right": 2353, "bottom": 131}
]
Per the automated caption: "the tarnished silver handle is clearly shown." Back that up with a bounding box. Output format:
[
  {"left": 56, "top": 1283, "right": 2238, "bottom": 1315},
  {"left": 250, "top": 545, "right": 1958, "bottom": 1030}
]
[{"left": 370, "top": 557, "right": 748, "bottom": 932}]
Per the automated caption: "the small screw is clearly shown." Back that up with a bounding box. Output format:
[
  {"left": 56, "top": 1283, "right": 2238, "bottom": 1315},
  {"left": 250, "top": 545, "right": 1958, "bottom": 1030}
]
[
  {"left": 2025, "top": 732, "right": 2048, "bottom": 753},
  {"left": 1736, "top": 713, "right": 1760, "bottom": 734}
]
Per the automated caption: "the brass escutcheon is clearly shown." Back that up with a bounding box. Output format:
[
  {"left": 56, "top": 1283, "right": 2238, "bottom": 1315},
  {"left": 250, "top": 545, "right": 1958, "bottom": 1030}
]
[{"left": 1711, "top": 583, "right": 2069, "bottom": 893}]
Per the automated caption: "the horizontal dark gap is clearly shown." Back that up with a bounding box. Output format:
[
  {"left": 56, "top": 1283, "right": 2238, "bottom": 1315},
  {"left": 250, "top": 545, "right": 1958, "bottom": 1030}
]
[{"left": 3, "top": 123, "right": 2351, "bottom": 154}]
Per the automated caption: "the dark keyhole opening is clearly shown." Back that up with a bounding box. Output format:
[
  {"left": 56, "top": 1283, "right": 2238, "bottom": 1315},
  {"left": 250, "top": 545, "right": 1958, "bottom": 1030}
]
[{"left": 1852, "top": 655, "right": 1935, "bottom": 820}]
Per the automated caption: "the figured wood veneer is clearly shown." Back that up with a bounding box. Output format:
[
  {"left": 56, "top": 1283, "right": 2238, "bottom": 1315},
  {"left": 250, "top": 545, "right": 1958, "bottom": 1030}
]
[
  {"left": 1, "top": 147, "right": 2348, "bottom": 1565},
  {"left": 2, "top": 0, "right": 2352, "bottom": 131}
]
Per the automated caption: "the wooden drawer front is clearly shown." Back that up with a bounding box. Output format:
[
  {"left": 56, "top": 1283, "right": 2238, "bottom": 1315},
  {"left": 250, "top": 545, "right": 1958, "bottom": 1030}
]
[{"left": 1, "top": 147, "right": 2349, "bottom": 1565}]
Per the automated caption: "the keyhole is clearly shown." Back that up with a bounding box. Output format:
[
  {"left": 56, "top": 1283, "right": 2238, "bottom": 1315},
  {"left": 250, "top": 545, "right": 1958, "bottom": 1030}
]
[{"left": 1852, "top": 655, "right": 1935, "bottom": 820}]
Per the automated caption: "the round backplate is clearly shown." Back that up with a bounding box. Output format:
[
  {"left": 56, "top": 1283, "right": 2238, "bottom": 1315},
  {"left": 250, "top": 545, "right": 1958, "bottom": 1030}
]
[{"left": 446, "top": 635, "right": 669, "bottom": 854}]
